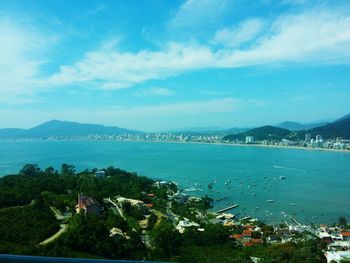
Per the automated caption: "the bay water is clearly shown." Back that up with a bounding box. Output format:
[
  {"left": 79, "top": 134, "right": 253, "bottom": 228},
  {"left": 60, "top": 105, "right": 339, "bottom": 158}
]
[{"left": 0, "top": 140, "right": 349, "bottom": 224}]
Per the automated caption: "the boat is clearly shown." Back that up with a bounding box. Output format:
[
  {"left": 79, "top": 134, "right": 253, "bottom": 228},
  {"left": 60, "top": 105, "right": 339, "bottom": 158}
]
[
  {"left": 279, "top": 176, "right": 286, "bottom": 179},
  {"left": 266, "top": 199, "right": 274, "bottom": 203},
  {"left": 290, "top": 203, "right": 296, "bottom": 206}
]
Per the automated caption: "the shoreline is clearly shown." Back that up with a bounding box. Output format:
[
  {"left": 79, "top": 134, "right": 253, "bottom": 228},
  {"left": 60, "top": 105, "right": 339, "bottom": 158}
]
[{"left": 1, "top": 138, "right": 349, "bottom": 153}]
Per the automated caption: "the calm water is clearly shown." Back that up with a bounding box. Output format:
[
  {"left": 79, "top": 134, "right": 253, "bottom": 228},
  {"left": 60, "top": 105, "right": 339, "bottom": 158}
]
[{"left": 0, "top": 140, "right": 349, "bottom": 224}]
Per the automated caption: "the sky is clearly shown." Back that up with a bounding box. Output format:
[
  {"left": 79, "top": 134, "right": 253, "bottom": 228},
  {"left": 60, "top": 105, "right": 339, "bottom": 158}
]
[{"left": 0, "top": 0, "right": 350, "bottom": 132}]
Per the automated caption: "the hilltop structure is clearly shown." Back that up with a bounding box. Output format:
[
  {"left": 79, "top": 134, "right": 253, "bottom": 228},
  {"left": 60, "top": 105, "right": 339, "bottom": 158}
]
[{"left": 76, "top": 193, "right": 101, "bottom": 215}]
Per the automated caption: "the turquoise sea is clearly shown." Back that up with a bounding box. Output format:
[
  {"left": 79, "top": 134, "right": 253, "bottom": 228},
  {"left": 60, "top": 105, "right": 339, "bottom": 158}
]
[{"left": 0, "top": 140, "right": 349, "bottom": 224}]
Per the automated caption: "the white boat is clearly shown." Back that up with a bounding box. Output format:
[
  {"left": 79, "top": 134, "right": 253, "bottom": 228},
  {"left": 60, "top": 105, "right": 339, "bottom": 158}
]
[{"left": 266, "top": 199, "right": 274, "bottom": 203}]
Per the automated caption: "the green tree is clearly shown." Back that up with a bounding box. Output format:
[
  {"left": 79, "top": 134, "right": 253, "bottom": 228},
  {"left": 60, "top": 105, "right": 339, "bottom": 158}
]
[
  {"left": 61, "top": 164, "right": 75, "bottom": 175},
  {"left": 339, "top": 216, "right": 348, "bottom": 226},
  {"left": 20, "top": 164, "right": 40, "bottom": 176}
]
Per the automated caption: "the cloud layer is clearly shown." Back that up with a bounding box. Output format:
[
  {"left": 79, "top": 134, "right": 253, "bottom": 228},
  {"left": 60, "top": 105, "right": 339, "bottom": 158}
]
[
  {"left": 43, "top": 7, "right": 350, "bottom": 92},
  {"left": 0, "top": 0, "right": 350, "bottom": 130}
]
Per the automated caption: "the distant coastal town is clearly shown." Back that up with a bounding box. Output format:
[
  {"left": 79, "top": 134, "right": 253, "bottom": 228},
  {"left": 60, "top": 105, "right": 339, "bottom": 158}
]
[
  {"left": 16, "top": 132, "right": 350, "bottom": 152},
  {"left": 1, "top": 114, "right": 350, "bottom": 152}
]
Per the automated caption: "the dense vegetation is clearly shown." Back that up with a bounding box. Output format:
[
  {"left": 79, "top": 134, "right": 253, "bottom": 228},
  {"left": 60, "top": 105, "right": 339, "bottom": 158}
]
[
  {"left": 223, "top": 125, "right": 293, "bottom": 141},
  {"left": 0, "top": 164, "right": 155, "bottom": 258},
  {"left": 0, "top": 164, "right": 330, "bottom": 262},
  {"left": 40, "top": 213, "right": 146, "bottom": 260},
  {"left": 297, "top": 116, "right": 350, "bottom": 139},
  {"left": 0, "top": 163, "right": 154, "bottom": 209},
  {"left": 0, "top": 199, "right": 59, "bottom": 254},
  {"left": 149, "top": 221, "right": 326, "bottom": 263}
]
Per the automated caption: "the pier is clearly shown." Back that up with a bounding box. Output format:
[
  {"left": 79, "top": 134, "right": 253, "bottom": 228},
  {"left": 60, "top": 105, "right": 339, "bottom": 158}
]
[
  {"left": 284, "top": 213, "right": 302, "bottom": 226},
  {"left": 215, "top": 204, "right": 239, "bottom": 213},
  {"left": 290, "top": 216, "right": 302, "bottom": 226}
]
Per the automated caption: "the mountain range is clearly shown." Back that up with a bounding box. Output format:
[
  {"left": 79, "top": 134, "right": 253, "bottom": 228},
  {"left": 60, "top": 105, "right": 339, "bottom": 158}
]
[
  {"left": 276, "top": 121, "right": 329, "bottom": 131},
  {"left": 0, "top": 120, "right": 140, "bottom": 139},
  {"left": 0, "top": 114, "right": 349, "bottom": 140},
  {"left": 224, "top": 114, "right": 350, "bottom": 141}
]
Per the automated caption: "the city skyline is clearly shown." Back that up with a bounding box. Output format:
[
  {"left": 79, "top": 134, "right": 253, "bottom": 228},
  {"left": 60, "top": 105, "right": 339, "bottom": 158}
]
[{"left": 1, "top": 0, "right": 350, "bottom": 131}]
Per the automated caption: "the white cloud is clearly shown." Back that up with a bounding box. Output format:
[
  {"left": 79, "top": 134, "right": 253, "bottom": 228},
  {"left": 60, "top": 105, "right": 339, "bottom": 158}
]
[
  {"left": 0, "top": 18, "right": 55, "bottom": 104},
  {"left": 168, "top": 0, "right": 231, "bottom": 30},
  {"left": 218, "top": 9, "right": 350, "bottom": 66},
  {"left": 44, "top": 8, "right": 350, "bottom": 92},
  {"left": 46, "top": 42, "right": 215, "bottom": 89},
  {"left": 213, "top": 18, "right": 265, "bottom": 48},
  {"left": 2, "top": 5, "right": 350, "bottom": 104},
  {"left": 137, "top": 87, "right": 175, "bottom": 97}
]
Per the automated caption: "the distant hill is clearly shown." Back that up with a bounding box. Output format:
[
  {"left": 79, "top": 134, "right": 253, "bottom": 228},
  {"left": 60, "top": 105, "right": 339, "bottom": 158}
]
[
  {"left": 296, "top": 114, "right": 350, "bottom": 140},
  {"left": 223, "top": 125, "right": 291, "bottom": 141},
  {"left": 219, "top": 127, "right": 250, "bottom": 135},
  {"left": 336, "top": 113, "right": 350, "bottom": 122},
  {"left": 0, "top": 120, "right": 141, "bottom": 139},
  {"left": 277, "top": 121, "right": 328, "bottom": 131},
  {"left": 170, "top": 127, "right": 250, "bottom": 135},
  {"left": 224, "top": 114, "right": 350, "bottom": 141}
]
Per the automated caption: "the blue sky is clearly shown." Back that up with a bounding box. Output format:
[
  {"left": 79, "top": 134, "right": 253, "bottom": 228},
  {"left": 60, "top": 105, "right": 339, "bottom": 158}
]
[{"left": 0, "top": 0, "right": 350, "bottom": 131}]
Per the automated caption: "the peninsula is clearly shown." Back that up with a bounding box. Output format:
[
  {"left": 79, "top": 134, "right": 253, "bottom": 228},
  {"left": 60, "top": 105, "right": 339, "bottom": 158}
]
[{"left": 0, "top": 164, "right": 349, "bottom": 262}]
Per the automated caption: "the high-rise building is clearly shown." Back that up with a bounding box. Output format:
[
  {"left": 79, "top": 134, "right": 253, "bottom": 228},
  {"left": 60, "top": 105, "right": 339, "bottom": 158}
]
[
  {"left": 246, "top": 136, "right": 254, "bottom": 143},
  {"left": 305, "top": 133, "right": 311, "bottom": 142},
  {"left": 316, "top": 135, "right": 323, "bottom": 142}
]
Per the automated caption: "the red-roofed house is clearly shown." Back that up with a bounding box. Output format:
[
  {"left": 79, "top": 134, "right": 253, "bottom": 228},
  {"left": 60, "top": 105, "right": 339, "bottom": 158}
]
[
  {"left": 76, "top": 193, "right": 101, "bottom": 215},
  {"left": 243, "top": 230, "right": 252, "bottom": 240},
  {"left": 147, "top": 193, "right": 155, "bottom": 197}
]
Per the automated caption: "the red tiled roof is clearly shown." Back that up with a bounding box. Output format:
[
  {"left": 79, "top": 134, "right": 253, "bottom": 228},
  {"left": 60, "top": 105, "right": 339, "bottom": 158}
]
[
  {"left": 146, "top": 203, "right": 154, "bottom": 207},
  {"left": 243, "top": 230, "right": 252, "bottom": 236},
  {"left": 243, "top": 242, "right": 254, "bottom": 247},
  {"left": 231, "top": 234, "right": 243, "bottom": 240},
  {"left": 147, "top": 193, "right": 155, "bottom": 197},
  {"left": 252, "top": 238, "right": 263, "bottom": 244},
  {"left": 342, "top": 232, "right": 350, "bottom": 237}
]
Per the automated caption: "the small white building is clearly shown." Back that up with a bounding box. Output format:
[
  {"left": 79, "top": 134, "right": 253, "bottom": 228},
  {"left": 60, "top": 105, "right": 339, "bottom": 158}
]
[
  {"left": 324, "top": 251, "right": 350, "bottom": 263},
  {"left": 95, "top": 170, "right": 106, "bottom": 178},
  {"left": 176, "top": 218, "right": 200, "bottom": 234}
]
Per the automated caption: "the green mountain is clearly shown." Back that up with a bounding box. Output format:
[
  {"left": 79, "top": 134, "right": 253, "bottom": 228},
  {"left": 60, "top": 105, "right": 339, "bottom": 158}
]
[
  {"left": 223, "top": 125, "right": 291, "bottom": 141},
  {"left": 296, "top": 114, "right": 350, "bottom": 140},
  {"left": 277, "top": 121, "right": 328, "bottom": 131},
  {"left": 224, "top": 114, "right": 350, "bottom": 141},
  {"left": 0, "top": 120, "right": 141, "bottom": 139}
]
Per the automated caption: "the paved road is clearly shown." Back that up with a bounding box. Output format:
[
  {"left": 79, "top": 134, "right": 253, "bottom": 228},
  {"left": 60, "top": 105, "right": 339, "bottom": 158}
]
[
  {"left": 40, "top": 224, "right": 67, "bottom": 245},
  {"left": 104, "top": 198, "right": 126, "bottom": 219},
  {"left": 165, "top": 201, "right": 178, "bottom": 226}
]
